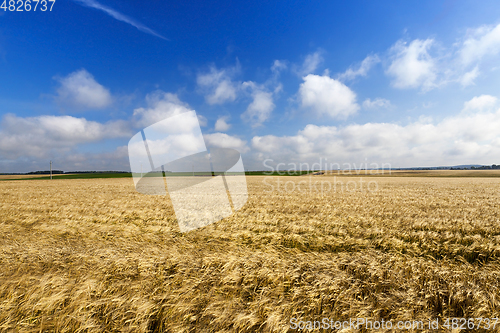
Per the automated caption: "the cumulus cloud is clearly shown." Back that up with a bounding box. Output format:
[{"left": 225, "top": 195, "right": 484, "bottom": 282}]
[
  {"left": 362, "top": 98, "right": 392, "bottom": 109},
  {"left": 196, "top": 61, "right": 283, "bottom": 127},
  {"left": 132, "top": 91, "right": 194, "bottom": 128},
  {"left": 59, "top": 146, "right": 130, "bottom": 172},
  {"left": 250, "top": 95, "right": 500, "bottom": 169},
  {"left": 240, "top": 82, "right": 275, "bottom": 127},
  {"left": 197, "top": 65, "right": 240, "bottom": 105},
  {"left": 0, "top": 113, "right": 130, "bottom": 159},
  {"left": 298, "top": 74, "right": 359, "bottom": 119},
  {"left": 381, "top": 23, "right": 500, "bottom": 90},
  {"left": 338, "top": 54, "right": 380, "bottom": 81},
  {"left": 214, "top": 116, "right": 231, "bottom": 131},
  {"left": 0, "top": 145, "right": 131, "bottom": 174},
  {"left": 55, "top": 69, "right": 113, "bottom": 109},
  {"left": 0, "top": 89, "right": 212, "bottom": 172},
  {"left": 460, "top": 23, "right": 500, "bottom": 66},
  {"left": 386, "top": 39, "right": 437, "bottom": 90},
  {"left": 462, "top": 94, "right": 497, "bottom": 113},
  {"left": 204, "top": 133, "right": 249, "bottom": 153}
]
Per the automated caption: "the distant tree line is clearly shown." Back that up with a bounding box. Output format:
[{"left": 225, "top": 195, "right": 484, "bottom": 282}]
[
  {"left": 470, "top": 165, "right": 500, "bottom": 170},
  {"left": 26, "top": 170, "right": 129, "bottom": 174},
  {"left": 27, "top": 170, "right": 64, "bottom": 174},
  {"left": 65, "top": 171, "right": 129, "bottom": 174}
]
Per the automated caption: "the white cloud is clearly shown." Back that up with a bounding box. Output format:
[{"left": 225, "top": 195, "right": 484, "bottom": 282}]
[
  {"left": 0, "top": 90, "right": 209, "bottom": 172},
  {"left": 241, "top": 82, "right": 276, "bottom": 127},
  {"left": 251, "top": 96, "right": 500, "bottom": 168},
  {"left": 242, "top": 90, "right": 274, "bottom": 128},
  {"left": 214, "top": 116, "right": 231, "bottom": 131},
  {"left": 61, "top": 146, "right": 130, "bottom": 171},
  {"left": 386, "top": 39, "right": 437, "bottom": 90},
  {"left": 73, "top": 0, "right": 167, "bottom": 40},
  {"left": 380, "top": 25, "right": 500, "bottom": 89},
  {"left": 55, "top": 69, "right": 113, "bottom": 109},
  {"left": 294, "top": 51, "right": 323, "bottom": 76},
  {"left": 0, "top": 145, "right": 131, "bottom": 173},
  {"left": 459, "top": 66, "right": 480, "bottom": 87},
  {"left": 271, "top": 60, "right": 287, "bottom": 74},
  {"left": 197, "top": 65, "right": 240, "bottom": 105},
  {"left": 460, "top": 23, "right": 500, "bottom": 66},
  {"left": 362, "top": 98, "right": 392, "bottom": 109},
  {"left": 381, "top": 23, "right": 500, "bottom": 90},
  {"left": 0, "top": 114, "right": 130, "bottom": 159},
  {"left": 298, "top": 74, "right": 359, "bottom": 119},
  {"left": 197, "top": 62, "right": 282, "bottom": 127},
  {"left": 462, "top": 94, "right": 497, "bottom": 113},
  {"left": 203, "top": 133, "right": 249, "bottom": 153},
  {"left": 132, "top": 91, "right": 194, "bottom": 128},
  {"left": 338, "top": 54, "right": 380, "bottom": 81}
]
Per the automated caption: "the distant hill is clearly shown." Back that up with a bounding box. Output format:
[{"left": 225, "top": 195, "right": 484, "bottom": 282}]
[{"left": 395, "top": 164, "right": 495, "bottom": 170}]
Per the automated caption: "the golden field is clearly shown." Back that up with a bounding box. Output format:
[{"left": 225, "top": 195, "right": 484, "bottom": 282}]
[
  {"left": 1, "top": 174, "right": 500, "bottom": 332},
  {"left": 0, "top": 175, "right": 52, "bottom": 180},
  {"left": 324, "top": 169, "right": 500, "bottom": 178}
]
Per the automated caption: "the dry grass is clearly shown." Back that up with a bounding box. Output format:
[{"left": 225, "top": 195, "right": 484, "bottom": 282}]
[{"left": 0, "top": 176, "right": 500, "bottom": 332}]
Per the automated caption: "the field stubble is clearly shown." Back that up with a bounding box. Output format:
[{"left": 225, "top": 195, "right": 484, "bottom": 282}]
[{"left": 0, "top": 176, "right": 499, "bottom": 332}]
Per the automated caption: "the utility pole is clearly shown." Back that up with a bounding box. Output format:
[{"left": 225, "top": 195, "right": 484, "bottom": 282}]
[{"left": 50, "top": 161, "right": 52, "bottom": 180}]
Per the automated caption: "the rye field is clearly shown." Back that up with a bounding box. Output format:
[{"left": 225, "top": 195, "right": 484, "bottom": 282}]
[{"left": 1, "top": 173, "right": 500, "bottom": 332}]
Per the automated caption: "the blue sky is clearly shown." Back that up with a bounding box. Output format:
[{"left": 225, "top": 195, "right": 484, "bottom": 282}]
[{"left": 2, "top": 0, "right": 500, "bottom": 172}]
